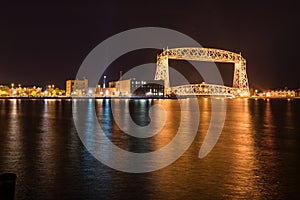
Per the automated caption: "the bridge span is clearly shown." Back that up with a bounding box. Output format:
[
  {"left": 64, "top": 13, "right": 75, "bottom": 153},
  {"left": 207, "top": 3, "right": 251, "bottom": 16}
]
[{"left": 154, "top": 47, "right": 250, "bottom": 97}]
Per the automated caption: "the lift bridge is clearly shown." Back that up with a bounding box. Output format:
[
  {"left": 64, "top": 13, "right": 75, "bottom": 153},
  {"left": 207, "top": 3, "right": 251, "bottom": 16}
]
[{"left": 154, "top": 48, "right": 250, "bottom": 97}]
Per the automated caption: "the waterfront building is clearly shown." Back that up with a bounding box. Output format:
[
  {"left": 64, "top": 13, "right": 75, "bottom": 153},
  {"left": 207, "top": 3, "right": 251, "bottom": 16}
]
[
  {"left": 0, "top": 85, "right": 11, "bottom": 96},
  {"left": 109, "top": 78, "right": 164, "bottom": 97},
  {"left": 66, "top": 79, "right": 88, "bottom": 96},
  {"left": 296, "top": 89, "right": 300, "bottom": 96},
  {"left": 264, "top": 89, "right": 296, "bottom": 97},
  {"left": 94, "top": 85, "right": 116, "bottom": 97}
]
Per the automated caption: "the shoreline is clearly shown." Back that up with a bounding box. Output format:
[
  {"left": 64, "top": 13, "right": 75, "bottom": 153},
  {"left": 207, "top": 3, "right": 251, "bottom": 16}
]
[
  {"left": 1, "top": 96, "right": 300, "bottom": 100},
  {"left": 0, "top": 96, "right": 173, "bottom": 100}
]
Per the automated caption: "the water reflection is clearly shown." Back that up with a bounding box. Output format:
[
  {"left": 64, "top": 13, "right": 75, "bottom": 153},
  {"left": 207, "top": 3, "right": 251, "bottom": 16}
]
[
  {"left": 74, "top": 98, "right": 199, "bottom": 173},
  {"left": 228, "top": 99, "right": 259, "bottom": 199},
  {"left": 38, "top": 99, "right": 58, "bottom": 188},
  {"left": 285, "top": 100, "right": 294, "bottom": 130},
  {"left": 5, "top": 100, "right": 22, "bottom": 167},
  {"left": 263, "top": 100, "right": 276, "bottom": 149},
  {"left": 0, "top": 99, "right": 300, "bottom": 199}
]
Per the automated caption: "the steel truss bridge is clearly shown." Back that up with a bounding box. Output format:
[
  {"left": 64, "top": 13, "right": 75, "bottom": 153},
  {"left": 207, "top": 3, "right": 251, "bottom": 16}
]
[{"left": 154, "top": 47, "right": 250, "bottom": 97}]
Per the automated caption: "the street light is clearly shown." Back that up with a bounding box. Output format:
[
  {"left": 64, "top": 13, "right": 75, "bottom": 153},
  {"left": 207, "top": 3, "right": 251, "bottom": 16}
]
[
  {"left": 10, "top": 83, "right": 15, "bottom": 96},
  {"left": 103, "top": 76, "right": 106, "bottom": 88}
]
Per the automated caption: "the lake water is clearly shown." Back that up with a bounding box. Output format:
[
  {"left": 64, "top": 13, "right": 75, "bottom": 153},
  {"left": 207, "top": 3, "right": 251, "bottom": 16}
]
[{"left": 0, "top": 98, "right": 300, "bottom": 199}]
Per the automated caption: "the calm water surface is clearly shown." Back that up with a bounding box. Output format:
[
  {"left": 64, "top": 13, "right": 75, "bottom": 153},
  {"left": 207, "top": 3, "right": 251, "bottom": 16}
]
[{"left": 0, "top": 98, "right": 300, "bottom": 199}]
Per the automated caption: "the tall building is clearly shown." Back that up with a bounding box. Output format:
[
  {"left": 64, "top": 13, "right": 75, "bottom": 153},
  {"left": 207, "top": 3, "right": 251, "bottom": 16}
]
[{"left": 66, "top": 79, "right": 88, "bottom": 96}]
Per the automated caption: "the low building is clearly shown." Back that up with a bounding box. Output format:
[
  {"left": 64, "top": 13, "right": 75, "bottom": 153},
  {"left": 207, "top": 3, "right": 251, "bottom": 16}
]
[
  {"left": 0, "top": 85, "right": 11, "bottom": 96},
  {"left": 264, "top": 89, "right": 296, "bottom": 97},
  {"left": 66, "top": 79, "right": 88, "bottom": 96},
  {"left": 110, "top": 78, "right": 164, "bottom": 97},
  {"left": 296, "top": 89, "right": 300, "bottom": 97},
  {"left": 95, "top": 85, "right": 116, "bottom": 97}
]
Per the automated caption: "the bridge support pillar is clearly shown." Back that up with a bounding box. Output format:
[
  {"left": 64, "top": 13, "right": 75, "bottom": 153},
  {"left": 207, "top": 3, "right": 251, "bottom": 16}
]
[
  {"left": 155, "top": 55, "right": 170, "bottom": 95},
  {"left": 233, "top": 61, "right": 249, "bottom": 96}
]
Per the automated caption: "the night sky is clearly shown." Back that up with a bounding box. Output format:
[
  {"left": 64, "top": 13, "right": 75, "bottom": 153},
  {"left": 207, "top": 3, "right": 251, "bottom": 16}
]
[{"left": 1, "top": 0, "right": 299, "bottom": 90}]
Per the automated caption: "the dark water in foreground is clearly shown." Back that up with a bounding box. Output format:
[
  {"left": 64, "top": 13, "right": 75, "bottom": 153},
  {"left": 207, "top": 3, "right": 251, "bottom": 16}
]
[{"left": 0, "top": 98, "right": 300, "bottom": 199}]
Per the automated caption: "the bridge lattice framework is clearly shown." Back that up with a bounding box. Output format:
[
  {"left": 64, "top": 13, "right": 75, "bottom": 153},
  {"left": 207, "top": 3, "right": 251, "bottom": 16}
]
[{"left": 154, "top": 47, "right": 249, "bottom": 96}]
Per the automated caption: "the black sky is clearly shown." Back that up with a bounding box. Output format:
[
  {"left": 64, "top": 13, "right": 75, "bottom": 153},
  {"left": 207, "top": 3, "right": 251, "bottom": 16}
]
[{"left": 0, "top": 0, "right": 299, "bottom": 90}]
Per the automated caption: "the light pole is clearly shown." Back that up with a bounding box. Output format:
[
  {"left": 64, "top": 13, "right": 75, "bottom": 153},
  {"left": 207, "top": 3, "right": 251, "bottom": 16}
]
[
  {"left": 103, "top": 76, "right": 106, "bottom": 88},
  {"left": 11, "top": 83, "right": 15, "bottom": 96}
]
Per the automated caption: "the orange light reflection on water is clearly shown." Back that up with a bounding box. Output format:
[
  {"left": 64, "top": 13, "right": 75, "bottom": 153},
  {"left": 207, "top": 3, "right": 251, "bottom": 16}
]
[{"left": 228, "top": 99, "right": 260, "bottom": 199}]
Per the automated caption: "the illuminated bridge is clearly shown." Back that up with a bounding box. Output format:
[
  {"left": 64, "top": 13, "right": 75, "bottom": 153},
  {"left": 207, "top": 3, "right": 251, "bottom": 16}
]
[{"left": 154, "top": 47, "right": 250, "bottom": 97}]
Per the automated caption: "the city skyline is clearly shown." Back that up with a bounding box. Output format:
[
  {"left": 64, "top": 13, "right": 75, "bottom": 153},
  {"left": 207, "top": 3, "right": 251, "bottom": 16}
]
[{"left": 1, "top": 1, "right": 299, "bottom": 90}]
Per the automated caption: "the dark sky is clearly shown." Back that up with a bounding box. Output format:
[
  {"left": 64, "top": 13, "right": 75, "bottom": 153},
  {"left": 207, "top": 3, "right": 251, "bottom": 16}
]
[{"left": 0, "top": 0, "right": 299, "bottom": 90}]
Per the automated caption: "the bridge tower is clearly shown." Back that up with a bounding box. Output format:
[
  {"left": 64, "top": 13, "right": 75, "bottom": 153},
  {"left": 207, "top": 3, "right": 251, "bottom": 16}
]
[
  {"left": 233, "top": 59, "right": 249, "bottom": 95},
  {"left": 155, "top": 54, "right": 170, "bottom": 89}
]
